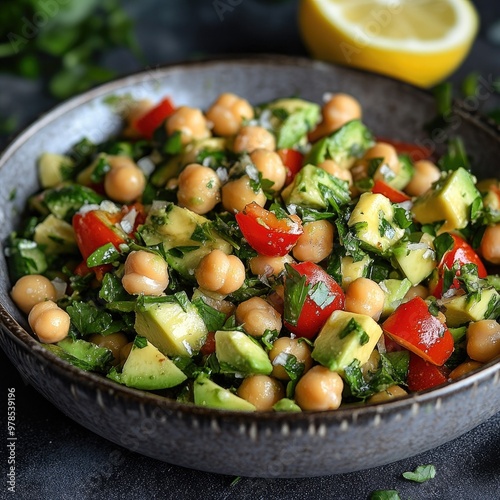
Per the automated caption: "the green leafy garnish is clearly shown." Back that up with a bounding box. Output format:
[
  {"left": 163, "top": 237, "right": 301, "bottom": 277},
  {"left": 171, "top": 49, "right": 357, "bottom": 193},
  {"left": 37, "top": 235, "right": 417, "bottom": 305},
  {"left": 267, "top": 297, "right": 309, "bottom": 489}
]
[
  {"left": 402, "top": 464, "right": 436, "bottom": 483},
  {"left": 283, "top": 264, "right": 309, "bottom": 327}
]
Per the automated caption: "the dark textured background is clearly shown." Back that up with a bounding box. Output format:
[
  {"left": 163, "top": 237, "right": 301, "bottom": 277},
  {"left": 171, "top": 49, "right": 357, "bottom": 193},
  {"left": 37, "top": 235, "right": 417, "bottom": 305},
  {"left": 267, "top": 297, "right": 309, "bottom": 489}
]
[{"left": 1, "top": 1, "right": 500, "bottom": 498}]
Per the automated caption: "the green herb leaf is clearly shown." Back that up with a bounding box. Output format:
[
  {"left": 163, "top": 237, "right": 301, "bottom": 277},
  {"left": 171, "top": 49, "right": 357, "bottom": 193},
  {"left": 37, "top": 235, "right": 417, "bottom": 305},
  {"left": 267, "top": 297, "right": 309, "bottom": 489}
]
[
  {"left": 192, "top": 297, "right": 227, "bottom": 332},
  {"left": 433, "top": 232, "right": 454, "bottom": 262},
  {"left": 402, "top": 464, "right": 436, "bottom": 483},
  {"left": 369, "top": 490, "right": 401, "bottom": 500},
  {"left": 86, "top": 243, "right": 120, "bottom": 267},
  {"left": 283, "top": 264, "right": 309, "bottom": 327},
  {"left": 134, "top": 336, "right": 148, "bottom": 349}
]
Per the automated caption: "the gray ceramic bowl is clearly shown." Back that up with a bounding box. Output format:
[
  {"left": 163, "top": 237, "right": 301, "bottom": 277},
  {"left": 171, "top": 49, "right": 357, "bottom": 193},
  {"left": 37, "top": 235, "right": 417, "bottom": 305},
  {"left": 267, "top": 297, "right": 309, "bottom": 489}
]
[{"left": 1, "top": 56, "right": 500, "bottom": 478}]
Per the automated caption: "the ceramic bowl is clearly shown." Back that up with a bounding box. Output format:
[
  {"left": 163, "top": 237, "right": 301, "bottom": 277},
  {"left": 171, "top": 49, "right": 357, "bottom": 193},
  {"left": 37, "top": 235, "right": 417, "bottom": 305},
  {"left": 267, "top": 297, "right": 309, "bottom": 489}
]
[{"left": 1, "top": 56, "right": 500, "bottom": 478}]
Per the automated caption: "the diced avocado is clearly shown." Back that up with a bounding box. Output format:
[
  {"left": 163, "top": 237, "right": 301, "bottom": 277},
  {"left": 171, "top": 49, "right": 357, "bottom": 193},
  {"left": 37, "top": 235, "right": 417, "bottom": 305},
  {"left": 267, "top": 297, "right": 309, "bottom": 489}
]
[
  {"left": 273, "top": 398, "right": 302, "bottom": 412},
  {"left": 139, "top": 202, "right": 232, "bottom": 280},
  {"left": 348, "top": 192, "right": 405, "bottom": 254},
  {"left": 215, "top": 330, "right": 273, "bottom": 375},
  {"left": 40, "top": 184, "right": 104, "bottom": 221},
  {"left": 57, "top": 337, "right": 113, "bottom": 371},
  {"left": 38, "top": 153, "right": 75, "bottom": 188},
  {"left": 379, "top": 278, "right": 412, "bottom": 318},
  {"left": 312, "top": 310, "right": 383, "bottom": 375},
  {"left": 376, "top": 154, "right": 414, "bottom": 191},
  {"left": 441, "top": 288, "right": 500, "bottom": 327},
  {"left": 134, "top": 296, "right": 208, "bottom": 357},
  {"left": 281, "top": 164, "right": 351, "bottom": 210},
  {"left": 34, "top": 214, "right": 78, "bottom": 254},
  {"left": 340, "top": 255, "right": 372, "bottom": 291},
  {"left": 392, "top": 233, "right": 437, "bottom": 285},
  {"left": 305, "top": 119, "right": 374, "bottom": 169},
  {"left": 264, "top": 98, "right": 321, "bottom": 149},
  {"left": 411, "top": 167, "right": 481, "bottom": 233},
  {"left": 108, "top": 339, "right": 187, "bottom": 390},
  {"left": 6, "top": 237, "right": 48, "bottom": 281},
  {"left": 193, "top": 375, "right": 256, "bottom": 411}
]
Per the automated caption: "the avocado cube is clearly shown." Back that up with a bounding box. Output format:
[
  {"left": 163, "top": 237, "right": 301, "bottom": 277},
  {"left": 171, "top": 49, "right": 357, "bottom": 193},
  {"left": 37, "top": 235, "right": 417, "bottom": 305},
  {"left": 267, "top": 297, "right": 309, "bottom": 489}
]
[
  {"left": 392, "top": 233, "right": 437, "bottom": 285},
  {"left": 215, "top": 330, "right": 272, "bottom": 375},
  {"left": 108, "top": 340, "right": 187, "bottom": 390},
  {"left": 38, "top": 152, "right": 74, "bottom": 188},
  {"left": 34, "top": 214, "right": 78, "bottom": 254},
  {"left": 193, "top": 375, "right": 256, "bottom": 411},
  {"left": 312, "top": 310, "right": 383, "bottom": 374},
  {"left": 306, "top": 119, "right": 374, "bottom": 169},
  {"left": 411, "top": 167, "right": 481, "bottom": 232},
  {"left": 340, "top": 255, "right": 372, "bottom": 291},
  {"left": 348, "top": 192, "right": 405, "bottom": 254},
  {"left": 265, "top": 98, "right": 321, "bottom": 149},
  {"left": 135, "top": 299, "right": 208, "bottom": 357},
  {"left": 441, "top": 288, "right": 500, "bottom": 327},
  {"left": 281, "top": 164, "right": 351, "bottom": 210},
  {"left": 379, "top": 278, "right": 412, "bottom": 318}
]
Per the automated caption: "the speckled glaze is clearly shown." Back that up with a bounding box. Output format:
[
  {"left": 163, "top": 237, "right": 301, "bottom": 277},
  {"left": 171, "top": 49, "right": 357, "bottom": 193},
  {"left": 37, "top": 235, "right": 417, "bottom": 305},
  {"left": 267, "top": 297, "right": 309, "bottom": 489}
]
[{"left": 1, "top": 56, "right": 500, "bottom": 478}]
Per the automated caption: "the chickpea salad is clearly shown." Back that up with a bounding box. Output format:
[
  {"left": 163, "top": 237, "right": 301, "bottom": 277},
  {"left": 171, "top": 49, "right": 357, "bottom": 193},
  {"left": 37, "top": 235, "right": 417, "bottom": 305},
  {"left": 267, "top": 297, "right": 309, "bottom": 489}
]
[{"left": 6, "top": 91, "right": 500, "bottom": 412}]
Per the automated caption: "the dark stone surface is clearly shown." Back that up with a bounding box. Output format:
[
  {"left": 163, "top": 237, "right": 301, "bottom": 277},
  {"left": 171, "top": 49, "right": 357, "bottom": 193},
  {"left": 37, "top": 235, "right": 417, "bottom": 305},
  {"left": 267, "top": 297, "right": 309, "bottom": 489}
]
[{"left": 1, "top": 1, "right": 500, "bottom": 498}]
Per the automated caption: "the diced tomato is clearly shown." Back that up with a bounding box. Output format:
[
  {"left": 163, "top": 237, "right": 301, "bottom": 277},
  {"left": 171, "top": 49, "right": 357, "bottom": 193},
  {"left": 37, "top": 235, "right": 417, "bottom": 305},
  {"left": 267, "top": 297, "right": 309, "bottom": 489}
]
[
  {"left": 200, "top": 331, "right": 216, "bottom": 356},
  {"left": 407, "top": 352, "right": 450, "bottom": 392},
  {"left": 74, "top": 260, "right": 111, "bottom": 282},
  {"left": 235, "top": 202, "right": 303, "bottom": 257},
  {"left": 277, "top": 149, "right": 304, "bottom": 185},
  {"left": 372, "top": 180, "right": 411, "bottom": 203},
  {"left": 133, "top": 97, "right": 175, "bottom": 139},
  {"left": 283, "top": 261, "right": 345, "bottom": 339},
  {"left": 429, "top": 233, "right": 488, "bottom": 298},
  {"left": 382, "top": 296, "right": 454, "bottom": 366},
  {"left": 72, "top": 210, "right": 128, "bottom": 262},
  {"left": 375, "top": 137, "right": 433, "bottom": 162}
]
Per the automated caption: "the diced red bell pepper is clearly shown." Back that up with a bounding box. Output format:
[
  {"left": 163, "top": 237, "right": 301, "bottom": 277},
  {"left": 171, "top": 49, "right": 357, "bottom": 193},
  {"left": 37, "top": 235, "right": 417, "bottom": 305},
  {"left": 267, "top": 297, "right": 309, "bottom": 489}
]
[
  {"left": 133, "top": 97, "right": 175, "bottom": 139},
  {"left": 407, "top": 352, "right": 450, "bottom": 392},
  {"left": 277, "top": 148, "right": 304, "bottom": 185},
  {"left": 72, "top": 210, "right": 128, "bottom": 262},
  {"left": 375, "top": 137, "right": 433, "bottom": 162},
  {"left": 74, "top": 260, "right": 111, "bottom": 282},
  {"left": 283, "top": 261, "right": 345, "bottom": 340},
  {"left": 372, "top": 180, "right": 411, "bottom": 203},
  {"left": 382, "top": 296, "right": 454, "bottom": 366},
  {"left": 235, "top": 202, "right": 303, "bottom": 257},
  {"left": 200, "top": 331, "right": 216, "bottom": 356},
  {"left": 429, "top": 233, "right": 488, "bottom": 298}
]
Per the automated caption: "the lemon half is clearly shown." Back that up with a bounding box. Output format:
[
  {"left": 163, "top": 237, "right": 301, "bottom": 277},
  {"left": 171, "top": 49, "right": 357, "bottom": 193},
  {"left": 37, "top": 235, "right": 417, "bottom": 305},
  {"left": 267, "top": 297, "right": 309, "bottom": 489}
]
[{"left": 299, "top": 0, "right": 479, "bottom": 87}]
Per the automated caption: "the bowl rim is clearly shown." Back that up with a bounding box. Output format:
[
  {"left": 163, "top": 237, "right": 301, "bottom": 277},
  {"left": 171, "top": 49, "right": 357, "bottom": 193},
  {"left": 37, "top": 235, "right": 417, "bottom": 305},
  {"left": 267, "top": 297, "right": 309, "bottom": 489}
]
[{"left": 1, "top": 54, "right": 500, "bottom": 424}]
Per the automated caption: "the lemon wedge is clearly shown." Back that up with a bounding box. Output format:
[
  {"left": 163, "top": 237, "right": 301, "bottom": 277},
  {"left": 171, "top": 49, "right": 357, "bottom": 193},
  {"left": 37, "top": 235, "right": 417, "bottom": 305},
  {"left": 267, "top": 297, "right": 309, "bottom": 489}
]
[{"left": 298, "top": 0, "right": 479, "bottom": 87}]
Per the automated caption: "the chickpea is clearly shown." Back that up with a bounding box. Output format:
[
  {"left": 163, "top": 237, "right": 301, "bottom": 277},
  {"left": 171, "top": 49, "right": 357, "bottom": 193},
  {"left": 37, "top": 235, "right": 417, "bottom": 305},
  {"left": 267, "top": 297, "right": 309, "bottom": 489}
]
[
  {"left": 205, "top": 92, "right": 254, "bottom": 136},
  {"left": 405, "top": 160, "right": 441, "bottom": 197},
  {"left": 11, "top": 274, "right": 57, "bottom": 314},
  {"left": 120, "top": 341, "right": 133, "bottom": 365},
  {"left": 480, "top": 224, "right": 500, "bottom": 265},
  {"left": 292, "top": 220, "right": 334, "bottom": 263},
  {"left": 269, "top": 337, "right": 313, "bottom": 380},
  {"left": 309, "top": 93, "right": 362, "bottom": 142},
  {"left": 221, "top": 175, "right": 266, "bottom": 213},
  {"left": 466, "top": 320, "right": 500, "bottom": 363},
  {"left": 367, "top": 385, "right": 408, "bottom": 404},
  {"left": 237, "top": 375, "right": 285, "bottom": 411},
  {"left": 249, "top": 149, "right": 286, "bottom": 192},
  {"left": 449, "top": 360, "right": 483, "bottom": 380},
  {"left": 235, "top": 297, "right": 282, "bottom": 337},
  {"left": 195, "top": 249, "right": 245, "bottom": 295},
  {"left": 294, "top": 365, "right": 343, "bottom": 411},
  {"left": 90, "top": 332, "right": 129, "bottom": 365},
  {"left": 318, "top": 159, "right": 353, "bottom": 186},
  {"left": 28, "top": 300, "right": 70, "bottom": 344},
  {"left": 345, "top": 278, "right": 385, "bottom": 321},
  {"left": 104, "top": 163, "right": 145, "bottom": 203},
  {"left": 107, "top": 155, "right": 137, "bottom": 170},
  {"left": 166, "top": 106, "right": 210, "bottom": 145},
  {"left": 176, "top": 163, "right": 221, "bottom": 214},
  {"left": 363, "top": 143, "right": 401, "bottom": 182},
  {"left": 249, "top": 254, "right": 293, "bottom": 277},
  {"left": 233, "top": 125, "right": 276, "bottom": 153},
  {"left": 404, "top": 284, "right": 429, "bottom": 302},
  {"left": 122, "top": 250, "right": 169, "bottom": 296}
]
